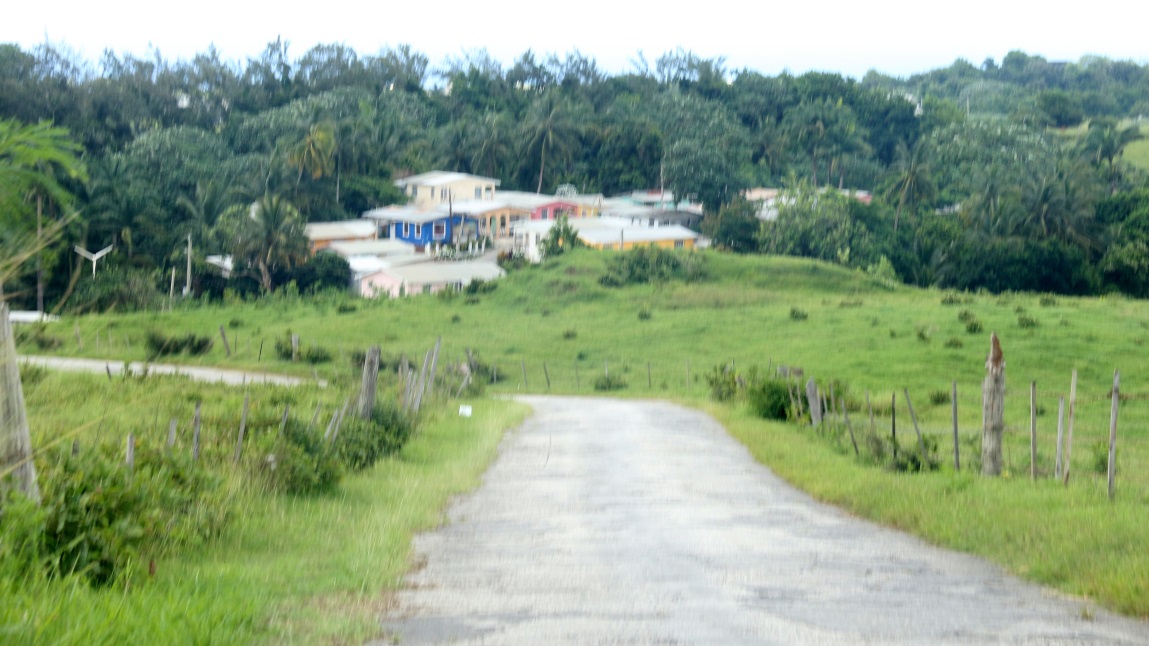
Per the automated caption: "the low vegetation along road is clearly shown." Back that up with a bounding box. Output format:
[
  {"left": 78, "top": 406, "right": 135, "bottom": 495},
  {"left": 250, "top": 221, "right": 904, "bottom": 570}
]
[{"left": 380, "top": 396, "right": 1149, "bottom": 645}]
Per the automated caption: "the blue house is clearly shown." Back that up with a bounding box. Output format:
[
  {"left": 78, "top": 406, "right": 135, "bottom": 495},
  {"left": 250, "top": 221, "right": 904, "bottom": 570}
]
[{"left": 362, "top": 204, "right": 482, "bottom": 251}]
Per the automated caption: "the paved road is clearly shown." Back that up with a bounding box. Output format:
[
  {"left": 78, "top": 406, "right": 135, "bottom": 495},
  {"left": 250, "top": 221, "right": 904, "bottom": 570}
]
[
  {"left": 379, "top": 396, "right": 1149, "bottom": 645},
  {"left": 19, "top": 355, "right": 320, "bottom": 387}
]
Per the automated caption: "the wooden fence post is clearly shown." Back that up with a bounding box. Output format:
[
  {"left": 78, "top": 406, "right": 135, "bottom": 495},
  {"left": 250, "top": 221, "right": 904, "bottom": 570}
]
[
  {"left": 291, "top": 334, "right": 299, "bottom": 362},
  {"left": 866, "top": 390, "right": 874, "bottom": 432},
  {"left": 74, "top": 324, "right": 82, "bottom": 350},
  {"left": 234, "top": 393, "right": 250, "bottom": 464},
  {"left": 841, "top": 400, "right": 859, "bottom": 457},
  {"left": 424, "top": 337, "right": 441, "bottom": 401},
  {"left": 1029, "top": 381, "right": 1037, "bottom": 481},
  {"left": 890, "top": 393, "right": 898, "bottom": 462},
  {"left": 903, "top": 389, "right": 928, "bottom": 469},
  {"left": 647, "top": 362, "right": 652, "bottom": 389},
  {"left": 574, "top": 363, "right": 580, "bottom": 389},
  {"left": 521, "top": 358, "right": 528, "bottom": 390},
  {"left": 166, "top": 419, "right": 177, "bottom": 449},
  {"left": 358, "top": 346, "right": 381, "bottom": 420},
  {"left": 0, "top": 303, "right": 40, "bottom": 503},
  {"left": 219, "top": 325, "right": 232, "bottom": 357},
  {"left": 191, "top": 401, "right": 202, "bottom": 461},
  {"left": 981, "top": 333, "right": 1006, "bottom": 476},
  {"left": 1054, "top": 396, "right": 1065, "bottom": 480},
  {"left": 1108, "top": 370, "right": 1120, "bottom": 501},
  {"left": 805, "top": 378, "right": 821, "bottom": 426},
  {"left": 125, "top": 433, "right": 135, "bottom": 470},
  {"left": 258, "top": 339, "right": 264, "bottom": 362},
  {"left": 543, "top": 361, "right": 551, "bottom": 390},
  {"left": 685, "top": 361, "right": 690, "bottom": 390},
  {"left": 1063, "top": 369, "right": 1078, "bottom": 486},
  {"left": 951, "top": 380, "right": 960, "bottom": 471}
]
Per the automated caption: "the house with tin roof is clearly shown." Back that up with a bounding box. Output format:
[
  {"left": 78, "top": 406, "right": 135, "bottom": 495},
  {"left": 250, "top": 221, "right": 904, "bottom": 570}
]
[{"left": 394, "top": 171, "right": 500, "bottom": 207}]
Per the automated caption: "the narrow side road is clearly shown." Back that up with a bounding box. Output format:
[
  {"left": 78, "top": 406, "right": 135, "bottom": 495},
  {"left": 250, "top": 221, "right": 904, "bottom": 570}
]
[
  {"left": 19, "top": 355, "right": 321, "bottom": 387},
  {"left": 379, "top": 396, "right": 1149, "bottom": 645}
]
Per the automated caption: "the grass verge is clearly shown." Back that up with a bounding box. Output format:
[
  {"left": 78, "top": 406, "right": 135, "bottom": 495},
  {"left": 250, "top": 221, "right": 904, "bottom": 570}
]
[
  {"left": 704, "top": 400, "right": 1149, "bottom": 618},
  {"left": 2, "top": 395, "right": 529, "bottom": 644}
]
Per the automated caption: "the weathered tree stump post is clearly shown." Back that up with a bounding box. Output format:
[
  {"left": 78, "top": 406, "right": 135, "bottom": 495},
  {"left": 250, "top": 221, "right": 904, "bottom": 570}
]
[
  {"left": 903, "top": 388, "right": 928, "bottom": 469},
  {"left": 291, "top": 334, "right": 300, "bottom": 362},
  {"left": 0, "top": 303, "right": 40, "bottom": 503},
  {"left": 358, "top": 345, "right": 381, "bottom": 420},
  {"left": 982, "top": 333, "right": 1006, "bottom": 476},
  {"left": 805, "top": 378, "right": 822, "bottom": 426}
]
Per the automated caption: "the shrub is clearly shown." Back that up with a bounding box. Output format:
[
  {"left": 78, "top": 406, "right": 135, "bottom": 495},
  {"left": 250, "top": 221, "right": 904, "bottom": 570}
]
[
  {"left": 593, "top": 374, "right": 628, "bottom": 391},
  {"left": 928, "top": 389, "right": 950, "bottom": 405},
  {"left": 637, "top": 308, "right": 652, "bottom": 321},
  {"left": 916, "top": 326, "right": 931, "bottom": 342},
  {"left": 464, "top": 279, "right": 498, "bottom": 295},
  {"left": 789, "top": 307, "right": 808, "bottom": 321},
  {"left": 1039, "top": 294, "right": 1059, "bottom": 307},
  {"left": 28, "top": 444, "right": 227, "bottom": 587},
  {"left": 256, "top": 420, "right": 341, "bottom": 495},
  {"left": 965, "top": 320, "right": 984, "bottom": 334},
  {"left": 1018, "top": 314, "right": 1039, "bottom": 329},
  {"left": 1091, "top": 440, "right": 1112, "bottom": 475},
  {"left": 705, "top": 365, "right": 740, "bottom": 402},
  {"left": 145, "top": 331, "right": 213, "bottom": 359},
  {"left": 336, "top": 302, "right": 358, "bottom": 314},
  {"left": 303, "top": 345, "right": 332, "bottom": 364},
  {"left": 943, "top": 337, "right": 964, "bottom": 349},
  {"left": 957, "top": 309, "right": 977, "bottom": 323},
  {"left": 562, "top": 328, "right": 577, "bottom": 340},
  {"left": 334, "top": 404, "right": 413, "bottom": 472},
  {"left": 748, "top": 380, "right": 792, "bottom": 420}
]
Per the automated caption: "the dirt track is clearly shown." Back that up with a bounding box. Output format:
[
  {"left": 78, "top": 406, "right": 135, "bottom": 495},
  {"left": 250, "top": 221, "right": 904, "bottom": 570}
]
[{"left": 379, "top": 396, "right": 1149, "bottom": 645}]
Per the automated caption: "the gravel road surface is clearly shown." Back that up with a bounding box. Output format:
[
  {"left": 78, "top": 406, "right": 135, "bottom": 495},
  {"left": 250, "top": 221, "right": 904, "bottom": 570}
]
[
  {"left": 20, "top": 355, "right": 319, "bottom": 386},
  {"left": 378, "top": 396, "right": 1149, "bottom": 645}
]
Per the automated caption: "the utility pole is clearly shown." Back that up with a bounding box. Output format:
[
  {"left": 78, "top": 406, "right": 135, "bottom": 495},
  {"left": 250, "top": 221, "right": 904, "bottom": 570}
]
[{"left": 183, "top": 233, "right": 192, "bottom": 296}]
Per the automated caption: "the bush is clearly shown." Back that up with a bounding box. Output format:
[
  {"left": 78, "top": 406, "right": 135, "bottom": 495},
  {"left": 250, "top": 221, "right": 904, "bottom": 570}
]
[
  {"left": 333, "top": 404, "right": 414, "bottom": 472},
  {"left": 748, "top": 380, "right": 793, "bottom": 420},
  {"left": 957, "top": 309, "right": 977, "bottom": 323},
  {"left": 593, "top": 374, "right": 628, "bottom": 391},
  {"left": 943, "top": 337, "right": 964, "bottom": 348},
  {"left": 27, "top": 444, "right": 227, "bottom": 587},
  {"left": 1018, "top": 314, "right": 1039, "bottom": 329},
  {"left": 637, "top": 308, "right": 652, "bottom": 321},
  {"left": 463, "top": 279, "right": 498, "bottom": 295},
  {"left": 256, "top": 420, "right": 341, "bottom": 495},
  {"left": 789, "top": 307, "right": 808, "bottom": 321},
  {"left": 562, "top": 328, "right": 577, "bottom": 340},
  {"left": 965, "top": 320, "right": 984, "bottom": 334},
  {"left": 706, "top": 365, "right": 740, "bottom": 402},
  {"left": 145, "top": 331, "right": 213, "bottom": 359},
  {"left": 303, "top": 345, "right": 332, "bottom": 364},
  {"left": 928, "top": 389, "right": 951, "bottom": 405}
]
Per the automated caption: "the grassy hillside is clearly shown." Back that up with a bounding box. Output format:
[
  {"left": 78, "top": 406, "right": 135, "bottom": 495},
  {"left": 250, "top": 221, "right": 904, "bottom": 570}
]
[
  {"left": 1124, "top": 121, "right": 1149, "bottom": 173},
  {"left": 17, "top": 249, "right": 1149, "bottom": 617}
]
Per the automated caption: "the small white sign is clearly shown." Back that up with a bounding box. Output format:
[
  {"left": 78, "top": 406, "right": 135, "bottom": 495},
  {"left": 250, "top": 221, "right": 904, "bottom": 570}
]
[{"left": 458, "top": 405, "right": 473, "bottom": 417}]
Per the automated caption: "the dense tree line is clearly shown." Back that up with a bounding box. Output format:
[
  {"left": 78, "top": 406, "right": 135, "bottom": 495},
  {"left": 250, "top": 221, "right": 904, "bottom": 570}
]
[{"left": 2, "top": 41, "right": 1149, "bottom": 310}]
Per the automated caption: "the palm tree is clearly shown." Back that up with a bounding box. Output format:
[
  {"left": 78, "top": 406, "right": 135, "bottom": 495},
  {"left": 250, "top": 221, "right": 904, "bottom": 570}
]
[
  {"left": 0, "top": 118, "right": 86, "bottom": 505},
  {"left": 882, "top": 139, "right": 935, "bottom": 233},
  {"left": 0, "top": 118, "right": 87, "bottom": 309},
  {"left": 289, "top": 121, "right": 336, "bottom": 187},
  {"left": 1082, "top": 119, "right": 1143, "bottom": 195},
  {"left": 218, "top": 193, "right": 307, "bottom": 293},
  {"left": 521, "top": 91, "right": 582, "bottom": 193},
  {"left": 470, "top": 112, "right": 514, "bottom": 180}
]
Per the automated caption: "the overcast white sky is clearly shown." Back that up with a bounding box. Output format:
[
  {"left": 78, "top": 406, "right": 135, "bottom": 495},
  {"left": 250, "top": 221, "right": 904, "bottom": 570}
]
[{"left": 3, "top": 0, "right": 1147, "bottom": 80}]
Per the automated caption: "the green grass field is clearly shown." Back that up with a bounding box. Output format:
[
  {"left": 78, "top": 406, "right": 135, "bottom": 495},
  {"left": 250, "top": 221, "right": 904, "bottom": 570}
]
[
  {"left": 15, "top": 249, "right": 1149, "bottom": 621},
  {"left": 5, "top": 370, "right": 529, "bottom": 644},
  {"left": 1124, "top": 121, "right": 1149, "bottom": 173}
]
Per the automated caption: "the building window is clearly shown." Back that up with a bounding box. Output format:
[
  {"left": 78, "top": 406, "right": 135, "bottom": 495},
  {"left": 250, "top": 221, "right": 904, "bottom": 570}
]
[
  {"left": 675, "top": 239, "right": 685, "bottom": 249},
  {"left": 410, "top": 186, "right": 417, "bottom": 198},
  {"left": 414, "top": 224, "right": 422, "bottom": 238},
  {"left": 402, "top": 222, "right": 411, "bottom": 237},
  {"left": 433, "top": 222, "right": 446, "bottom": 239},
  {"left": 475, "top": 187, "right": 482, "bottom": 199}
]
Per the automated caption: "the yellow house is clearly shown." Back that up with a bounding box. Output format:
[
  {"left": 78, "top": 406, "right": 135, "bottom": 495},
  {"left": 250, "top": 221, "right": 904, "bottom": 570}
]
[
  {"left": 452, "top": 200, "right": 531, "bottom": 239},
  {"left": 578, "top": 225, "right": 701, "bottom": 251},
  {"left": 395, "top": 171, "right": 500, "bottom": 207}
]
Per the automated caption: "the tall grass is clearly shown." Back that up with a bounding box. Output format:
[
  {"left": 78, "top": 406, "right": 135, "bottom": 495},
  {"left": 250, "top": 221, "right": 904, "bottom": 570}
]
[{"left": 5, "top": 367, "right": 528, "bottom": 644}]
